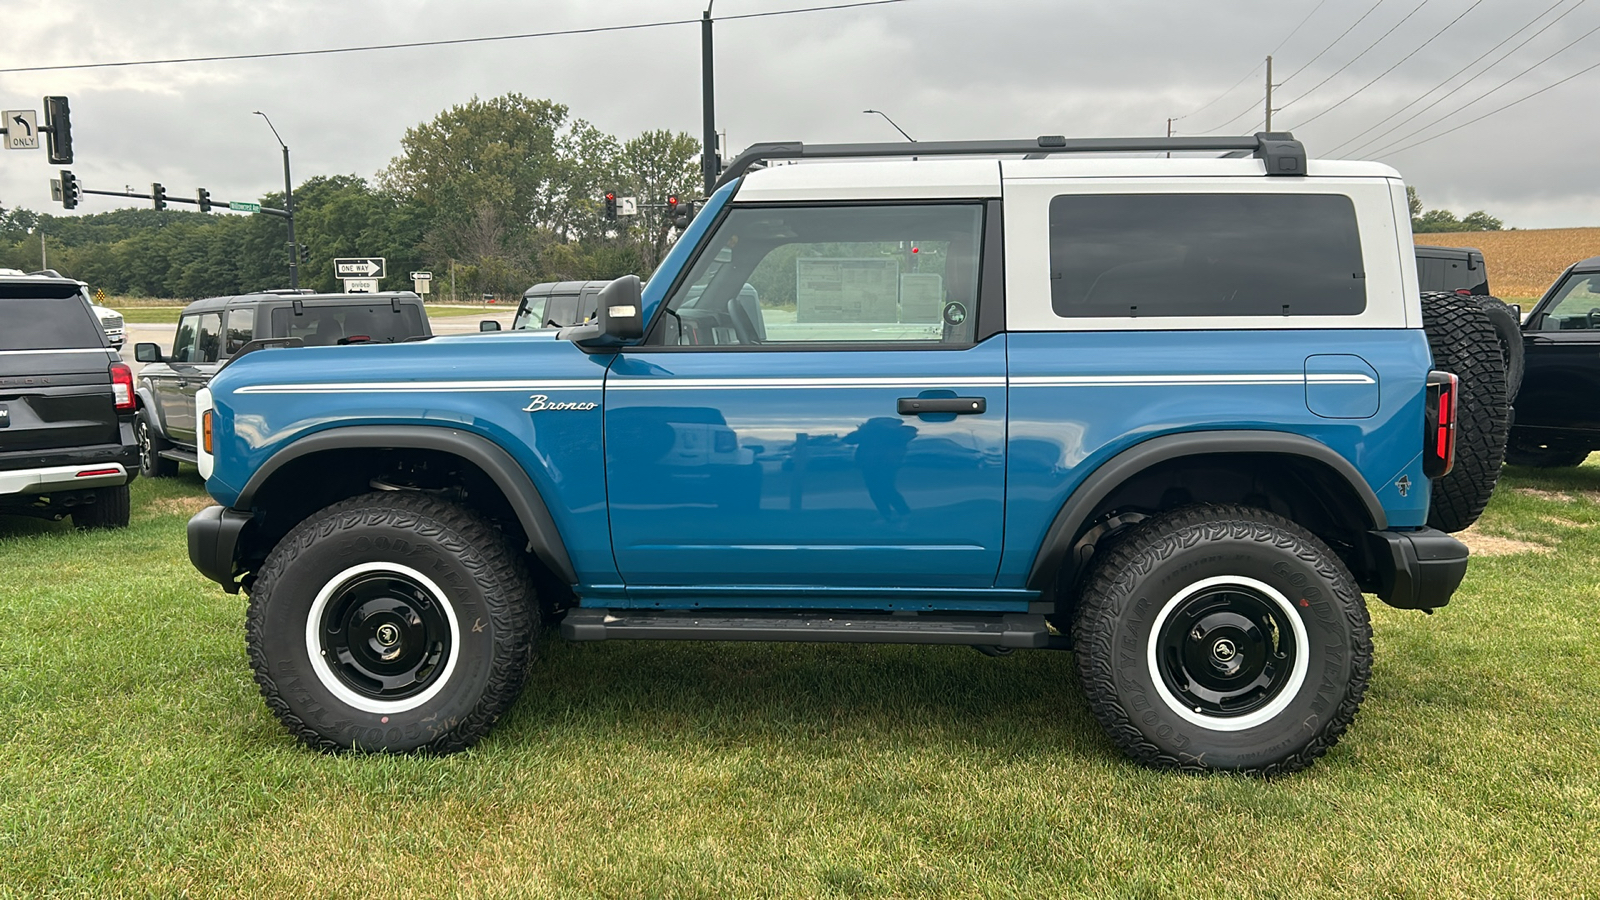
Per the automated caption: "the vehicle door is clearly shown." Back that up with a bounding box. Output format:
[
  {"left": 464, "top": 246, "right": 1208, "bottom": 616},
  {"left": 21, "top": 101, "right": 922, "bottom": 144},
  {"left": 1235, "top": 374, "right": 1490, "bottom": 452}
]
[
  {"left": 602, "top": 201, "right": 1007, "bottom": 597},
  {"left": 159, "top": 311, "right": 222, "bottom": 446},
  {"left": 1523, "top": 272, "right": 1600, "bottom": 434}
]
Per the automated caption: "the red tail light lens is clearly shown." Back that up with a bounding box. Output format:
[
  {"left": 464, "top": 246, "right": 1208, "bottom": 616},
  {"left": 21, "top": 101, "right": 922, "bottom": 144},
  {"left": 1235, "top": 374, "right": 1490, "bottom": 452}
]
[
  {"left": 110, "top": 362, "right": 135, "bottom": 411},
  {"left": 1423, "top": 370, "right": 1458, "bottom": 477}
]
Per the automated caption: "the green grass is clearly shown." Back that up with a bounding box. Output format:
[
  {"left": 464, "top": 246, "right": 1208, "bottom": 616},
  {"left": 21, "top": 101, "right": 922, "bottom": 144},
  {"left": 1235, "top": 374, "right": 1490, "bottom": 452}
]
[{"left": 2, "top": 463, "right": 1599, "bottom": 897}]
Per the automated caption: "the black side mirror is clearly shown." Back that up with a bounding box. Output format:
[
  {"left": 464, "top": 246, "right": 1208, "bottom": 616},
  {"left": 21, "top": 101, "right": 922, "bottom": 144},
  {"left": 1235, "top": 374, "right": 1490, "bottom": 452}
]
[
  {"left": 479, "top": 320, "right": 502, "bottom": 332},
  {"left": 558, "top": 275, "right": 644, "bottom": 349},
  {"left": 134, "top": 342, "right": 162, "bottom": 363}
]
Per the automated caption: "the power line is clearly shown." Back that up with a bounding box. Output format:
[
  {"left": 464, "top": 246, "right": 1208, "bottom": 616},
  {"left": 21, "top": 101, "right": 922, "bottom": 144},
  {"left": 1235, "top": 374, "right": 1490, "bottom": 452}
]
[
  {"left": 1328, "top": 0, "right": 1572, "bottom": 154},
  {"left": 0, "top": 0, "right": 911, "bottom": 74},
  {"left": 1277, "top": 0, "right": 1435, "bottom": 111},
  {"left": 1173, "top": 62, "right": 1263, "bottom": 123},
  {"left": 1280, "top": 0, "right": 1391, "bottom": 84},
  {"left": 1173, "top": 0, "right": 1327, "bottom": 131},
  {"left": 1378, "top": 53, "right": 1600, "bottom": 155},
  {"left": 1289, "top": 0, "right": 1486, "bottom": 130},
  {"left": 1272, "top": 0, "right": 1333, "bottom": 54},
  {"left": 1363, "top": 13, "right": 1600, "bottom": 157}
]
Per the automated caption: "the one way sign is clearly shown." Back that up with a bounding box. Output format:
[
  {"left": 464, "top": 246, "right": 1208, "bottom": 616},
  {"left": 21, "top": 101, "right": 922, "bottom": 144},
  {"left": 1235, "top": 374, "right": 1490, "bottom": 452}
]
[
  {"left": 334, "top": 257, "right": 386, "bottom": 278},
  {"left": 3, "top": 110, "right": 39, "bottom": 150}
]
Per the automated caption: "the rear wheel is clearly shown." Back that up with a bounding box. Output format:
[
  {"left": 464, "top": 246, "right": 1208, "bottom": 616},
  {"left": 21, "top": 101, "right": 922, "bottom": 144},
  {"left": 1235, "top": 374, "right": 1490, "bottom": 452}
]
[
  {"left": 1472, "top": 295, "right": 1525, "bottom": 400},
  {"left": 136, "top": 412, "right": 179, "bottom": 478},
  {"left": 247, "top": 492, "right": 537, "bottom": 753},
  {"left": 72, "top": 484, "right": 130, "bottom": 529},
  {"left": 1073, "top": 504, "right": 1372, "bottom": 775},
  {"left": 1420, "top": 291, "right": 1509, "bottom": 533}
]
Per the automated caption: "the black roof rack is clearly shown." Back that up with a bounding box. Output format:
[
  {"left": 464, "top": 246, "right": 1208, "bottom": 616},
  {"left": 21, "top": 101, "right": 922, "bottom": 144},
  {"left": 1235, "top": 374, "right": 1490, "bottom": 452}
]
[{"left": 715, "top": 132, "right": 1306, "bottom": 189}]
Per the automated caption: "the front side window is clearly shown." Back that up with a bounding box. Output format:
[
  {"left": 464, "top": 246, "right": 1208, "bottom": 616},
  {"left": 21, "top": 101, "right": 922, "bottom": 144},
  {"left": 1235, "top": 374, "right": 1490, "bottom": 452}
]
[
  {"left": 195, "top": 313, "right": 223, "bottom": 363},
  {"left": 224, "top": 307, "right": 254, "bottom": 355},
  {"left": 651, "top": 203, "right": 984, "bottom": 346},
  {"left": 1538, "top": 273, "right": 1600, "bottom": 331},
  {"left": 170, "top": 315, "right": 199, "bottom": 363},
  {"left": 1049, "top": 193, "right": 1368, "bottom": 318}
]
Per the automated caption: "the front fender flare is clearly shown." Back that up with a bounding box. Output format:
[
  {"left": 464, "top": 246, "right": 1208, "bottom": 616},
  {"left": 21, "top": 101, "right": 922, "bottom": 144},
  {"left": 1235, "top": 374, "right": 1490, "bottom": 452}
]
[{"left": 235, "top": 424, "right": 577, "bottom": 585}]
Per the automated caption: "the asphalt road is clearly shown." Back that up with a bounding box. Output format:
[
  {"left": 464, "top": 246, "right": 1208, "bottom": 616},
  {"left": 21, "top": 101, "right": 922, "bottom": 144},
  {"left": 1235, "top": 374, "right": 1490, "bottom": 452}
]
[{"left": 122, "top": 310, "right": 516, "bottom": 378}]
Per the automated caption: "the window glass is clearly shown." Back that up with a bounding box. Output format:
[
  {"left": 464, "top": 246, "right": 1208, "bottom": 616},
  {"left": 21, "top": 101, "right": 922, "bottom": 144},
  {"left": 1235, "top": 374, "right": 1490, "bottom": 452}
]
[
  {"left": 652, "top": 204, "right": 983, "bottom": 346},
  {"left": 269, "top": 304, "right": 427, "bottom": 345},
  {"left": 1539, "top": 274, "right": 1600, "bottom": 331},
  {"left": 1048, "top": 193, "right": 1367, "bottom": 318},
  {"left": 0, "top": 290, "right": 104, "bottom": 350},
  {"left": 223, "top": 308, "right": 254, "bottom": 355},
  {"left": 195, "top": 313, "right": 223, "bottom": 363},
  {"left": 513, "top": 295, "right": 549, "bottom": 330},
  {"left": 170, "top": 315, "right": 199, "bottom": 363}
]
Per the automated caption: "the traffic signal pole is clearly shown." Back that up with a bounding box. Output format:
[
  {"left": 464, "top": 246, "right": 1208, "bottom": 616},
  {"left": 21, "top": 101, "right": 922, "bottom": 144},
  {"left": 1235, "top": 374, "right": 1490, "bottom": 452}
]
[{"left": 701, "top": 2, "right": 717, "bottom": 194}]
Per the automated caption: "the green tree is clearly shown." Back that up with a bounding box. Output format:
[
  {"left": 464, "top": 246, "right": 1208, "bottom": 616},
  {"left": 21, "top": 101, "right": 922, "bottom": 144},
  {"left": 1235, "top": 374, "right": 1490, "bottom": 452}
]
[{"left": 1409, "top": 187, "right": 1505, "bottom": 233}]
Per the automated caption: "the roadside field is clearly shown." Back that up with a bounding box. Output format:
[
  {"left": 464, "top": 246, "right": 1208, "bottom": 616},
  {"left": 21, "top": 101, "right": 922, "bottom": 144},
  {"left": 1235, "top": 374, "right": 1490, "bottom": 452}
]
[
  {"left": 1, "top": 463, "right": 1597, "bottom": 897},
  {"left": 1415, "top": 227, "right": 1600, "bottom": 301}
]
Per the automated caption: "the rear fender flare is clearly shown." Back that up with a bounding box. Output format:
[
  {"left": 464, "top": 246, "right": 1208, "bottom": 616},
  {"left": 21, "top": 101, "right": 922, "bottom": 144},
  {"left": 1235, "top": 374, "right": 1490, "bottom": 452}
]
[{"left": 1026, "top": 430, "right": 1387, "bottom": 596}]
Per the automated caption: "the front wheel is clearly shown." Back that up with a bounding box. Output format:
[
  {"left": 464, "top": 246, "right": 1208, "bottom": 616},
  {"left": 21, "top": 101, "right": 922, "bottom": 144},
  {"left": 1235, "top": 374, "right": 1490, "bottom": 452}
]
[
  {"left": 247, "top": 492, "right": 537, "bottom": 753},
  {"left": 1073, "top": 504, "right": 1372, "bottom": 775}
]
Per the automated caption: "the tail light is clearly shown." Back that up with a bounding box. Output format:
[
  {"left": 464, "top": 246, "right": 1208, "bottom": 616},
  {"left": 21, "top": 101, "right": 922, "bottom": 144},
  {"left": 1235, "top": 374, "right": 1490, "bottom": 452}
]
[
  {"left": 202, "top": 409, "right": 214, "bottom": 455},
  {"left": 1424, "top": 370, "right": 1458, "bottom": 477},
  {"left": 110, "top": 362, "right": 135, "bottom": 411}
]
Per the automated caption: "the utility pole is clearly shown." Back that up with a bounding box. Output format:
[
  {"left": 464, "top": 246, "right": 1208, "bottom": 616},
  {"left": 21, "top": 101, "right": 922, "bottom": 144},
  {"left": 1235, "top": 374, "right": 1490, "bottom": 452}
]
[
  {"left": 253, "top": 111, "right": 298, "bottom": 289},
  {"left": 701, "top": 1, "right": 718, "bottom": 194},
  {"left": 39, "top": 228, "right": 46, "bottom": 270},
  {"left": 1264, "top": 55, "right": 1274, "bottom": 132},
  {"left": 1166, "top": 117, "right": 1173, "bottom": 157}
]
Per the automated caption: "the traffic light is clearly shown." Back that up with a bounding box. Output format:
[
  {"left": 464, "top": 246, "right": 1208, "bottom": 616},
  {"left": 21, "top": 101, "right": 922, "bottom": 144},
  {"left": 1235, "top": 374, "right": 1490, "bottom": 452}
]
[
  {"left": 43, "top": 96, "right": 72, "bottom": 165},
  {"left": 151, "top": 183, "right": 167, "bottom": 210},
  {"left": 299, "top": 243, "right": 310, "bottom": 264},
  {"left": 667, "top": 195, "right": 695, "bottom": 229},
  {"left": 666, "top": 195, "right": 679, "bottom": 216},
  {"left": 604, "top": 191, "right": 617, "bottom": 221},
  {"left": 58, "top": 169, "right": 80, "bottom": 210},
  {"left": 196, "top": 187, "right": 211, "bottom": 213}
]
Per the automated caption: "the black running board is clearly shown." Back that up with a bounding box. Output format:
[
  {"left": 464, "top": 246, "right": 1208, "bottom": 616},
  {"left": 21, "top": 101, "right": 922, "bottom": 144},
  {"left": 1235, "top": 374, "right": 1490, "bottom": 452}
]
[
  {"left": 561, "top": 608, "right": 1051, "bottom": 648},
  {"left": 159, "top": 448, "right": 198, "bottom": 464}
]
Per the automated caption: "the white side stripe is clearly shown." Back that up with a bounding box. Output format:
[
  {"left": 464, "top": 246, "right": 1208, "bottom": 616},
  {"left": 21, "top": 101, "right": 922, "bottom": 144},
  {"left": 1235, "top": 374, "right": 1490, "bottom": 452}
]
[
  {"left": 609, "top": 376, "right": 1009, "bottom": 390},
  {"left": 1011, "top": 373, "right": 1375, "bottom": 387},
  {"left": 236, "top": 380, "right": 604, "bottom": 394}
]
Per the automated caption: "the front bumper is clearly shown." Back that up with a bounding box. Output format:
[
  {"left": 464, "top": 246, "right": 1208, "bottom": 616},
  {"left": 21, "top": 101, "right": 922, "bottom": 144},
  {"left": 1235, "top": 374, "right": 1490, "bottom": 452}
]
[
  {"left": 188, "top": 505, "right": 254, "bottom": 593},
  {"left": 1365, "top": 527, "right": 1470, "bottom": 611}
]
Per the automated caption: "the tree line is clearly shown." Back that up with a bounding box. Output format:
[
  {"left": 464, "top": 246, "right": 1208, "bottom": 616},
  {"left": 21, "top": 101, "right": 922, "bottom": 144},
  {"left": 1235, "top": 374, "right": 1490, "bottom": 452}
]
[
  {"left": 0, "top": 94, "right": 702, "bottom": 300},
  {"left": 1407, "top": 186, "right": 1505, "bottom": 234}
]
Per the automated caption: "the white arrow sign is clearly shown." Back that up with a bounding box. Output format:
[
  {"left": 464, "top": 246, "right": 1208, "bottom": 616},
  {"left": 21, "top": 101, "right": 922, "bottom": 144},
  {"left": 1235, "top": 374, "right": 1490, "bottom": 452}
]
[
  {"left": 334, "top": 257, "right": 386, "bottom": 278},
  {"left": 342, "top": 278, "right": 380, "bottom": 293},
  {"left": 3, "top": 110, "right": 39, "bottom": 150}
]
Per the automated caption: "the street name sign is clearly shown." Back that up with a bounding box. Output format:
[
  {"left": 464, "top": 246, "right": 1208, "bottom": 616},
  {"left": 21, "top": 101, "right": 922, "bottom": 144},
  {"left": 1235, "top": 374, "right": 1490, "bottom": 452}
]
[
  {"left": 4, "top": 110, "right": 39, "bottom": 150},
  {"left": 335, "top": 257, "right": 386, "bottom": 278},
  {"left": 229, "top": 201, "right": 261, "bottom": 212}
]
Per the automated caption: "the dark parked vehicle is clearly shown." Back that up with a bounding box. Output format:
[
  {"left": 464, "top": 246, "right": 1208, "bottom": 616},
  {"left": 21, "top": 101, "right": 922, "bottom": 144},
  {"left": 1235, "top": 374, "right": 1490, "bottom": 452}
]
[
  {"left": 511, "top": 280, "right": 609, "bottom": 330},
  {"left": 1414, "top": 245, "right": 1490, "bottom": 296},
  {"left": 0, "top": 270, "right": 139, "bottom": 528},
  {"left": 134, "top": 291, "right": 431, "bottom": 475},
  {"left": 1506, "top": 256, "right": 1600, "bottom": 467}
]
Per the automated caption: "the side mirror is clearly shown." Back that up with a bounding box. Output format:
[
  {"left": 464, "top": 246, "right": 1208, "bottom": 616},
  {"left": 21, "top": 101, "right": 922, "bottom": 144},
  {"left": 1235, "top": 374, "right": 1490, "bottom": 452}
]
[
  {"left": 134, "top": 342, "right": 162, "bottom": 363},
  {"left": 479, "top": 320, "right": 502, "bottom": 332},
  {"left": 558, "top": 275, "right": 644, "bottom": 349}
]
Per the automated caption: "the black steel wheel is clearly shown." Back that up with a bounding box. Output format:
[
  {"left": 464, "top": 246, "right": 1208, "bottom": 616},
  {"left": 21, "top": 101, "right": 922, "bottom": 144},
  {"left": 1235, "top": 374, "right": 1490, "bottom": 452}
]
[
  {"left": 1074, "top": 504, "right": 1372, "bottom": 775},
  {"left": 248, "top": 492, "right": 537, "bottom": 753},
  {"left": 135, "top": 412, "right": 178, "bottom": 478}
]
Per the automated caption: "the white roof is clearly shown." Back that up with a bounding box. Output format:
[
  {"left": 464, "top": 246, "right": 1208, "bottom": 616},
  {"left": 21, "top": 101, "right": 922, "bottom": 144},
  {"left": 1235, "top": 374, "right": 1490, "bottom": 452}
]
[{"left": 731, "top": 155, "right": 1400, "bottom": 202}]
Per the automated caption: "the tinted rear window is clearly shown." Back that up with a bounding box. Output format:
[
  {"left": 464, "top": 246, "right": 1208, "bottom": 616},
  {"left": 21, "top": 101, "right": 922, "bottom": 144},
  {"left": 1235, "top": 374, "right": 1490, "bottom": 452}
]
[
  {"left": 0, "top": 286, "right": 107, "bottom": 350},
  {"left": 270, "top": 304, "right": 427, "bottom": 345},
  {"left": 1049, "top": 193, "right": 1367, "bottom": 318}
]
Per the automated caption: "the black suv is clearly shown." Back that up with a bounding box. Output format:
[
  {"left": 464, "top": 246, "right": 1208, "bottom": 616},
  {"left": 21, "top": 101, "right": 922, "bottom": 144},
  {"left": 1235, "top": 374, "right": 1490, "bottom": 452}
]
[
  {"left": 0, "top": 270, "right": 139, "bottom": 528},
  {"left": 1507, "top": 255, "right": 1600, "bottom": 467},
  {"left": 134, "top": 291, "right": 431, "bottom": 475}
]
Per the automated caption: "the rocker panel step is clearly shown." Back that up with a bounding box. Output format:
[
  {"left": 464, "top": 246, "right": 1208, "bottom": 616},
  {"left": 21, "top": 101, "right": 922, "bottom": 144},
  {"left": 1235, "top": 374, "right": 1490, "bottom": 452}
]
[{"left": 561, "top": 608, "right": 1051, "bottom": 648}]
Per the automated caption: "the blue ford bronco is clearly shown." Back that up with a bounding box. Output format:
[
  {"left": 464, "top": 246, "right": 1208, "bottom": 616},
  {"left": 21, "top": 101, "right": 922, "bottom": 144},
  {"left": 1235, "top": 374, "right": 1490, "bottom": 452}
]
[{"left": 188, "top": 134, "right": 1473, "bottom": 774}]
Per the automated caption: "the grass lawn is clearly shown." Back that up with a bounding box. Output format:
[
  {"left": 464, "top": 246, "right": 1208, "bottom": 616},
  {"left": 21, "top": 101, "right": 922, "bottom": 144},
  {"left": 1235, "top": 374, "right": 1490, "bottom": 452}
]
[{"left": 2, "top": 463, "right": 1598, "bottom": 897}]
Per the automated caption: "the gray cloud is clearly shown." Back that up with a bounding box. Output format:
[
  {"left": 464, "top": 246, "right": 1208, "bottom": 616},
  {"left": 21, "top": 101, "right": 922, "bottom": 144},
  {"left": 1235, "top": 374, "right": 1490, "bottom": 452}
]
[{"left": 3, "top": 0, "right": 1596, "bottom": 226}]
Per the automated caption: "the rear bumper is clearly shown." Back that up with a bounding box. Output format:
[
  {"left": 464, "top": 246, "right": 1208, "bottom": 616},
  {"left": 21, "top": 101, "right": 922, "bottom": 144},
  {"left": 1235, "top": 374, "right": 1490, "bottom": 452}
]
[
  {"left": 187, "top": 505, "right": 254, "bottom": 594},
  {"left": 1365, "top": 527, "right": 1470, "bottom": 611},
  {"left": 0, "top": 461, "right": 131, "bottom": 497}
]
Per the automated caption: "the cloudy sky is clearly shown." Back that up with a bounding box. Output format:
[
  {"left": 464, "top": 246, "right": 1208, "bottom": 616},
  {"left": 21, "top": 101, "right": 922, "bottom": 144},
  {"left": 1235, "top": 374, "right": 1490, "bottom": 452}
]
[{"left": 2, "top": 0, "right": 1596, "bottom": 227}]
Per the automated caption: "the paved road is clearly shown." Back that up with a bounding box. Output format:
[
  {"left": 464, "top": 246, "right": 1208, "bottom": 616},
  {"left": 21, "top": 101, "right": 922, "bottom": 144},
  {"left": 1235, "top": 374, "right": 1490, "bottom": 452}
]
[{"left": 122, "top": 310, "right": 516, "bottom": 378}]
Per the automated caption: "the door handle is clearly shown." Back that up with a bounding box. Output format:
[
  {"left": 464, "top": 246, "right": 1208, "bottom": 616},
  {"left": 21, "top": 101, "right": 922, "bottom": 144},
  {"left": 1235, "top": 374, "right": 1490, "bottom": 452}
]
[{"left": 898, "top": 396, "right": 986, "bottom": 415}]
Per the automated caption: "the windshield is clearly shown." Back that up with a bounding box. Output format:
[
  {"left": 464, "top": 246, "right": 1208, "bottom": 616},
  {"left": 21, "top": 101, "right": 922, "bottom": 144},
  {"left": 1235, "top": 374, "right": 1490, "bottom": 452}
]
[{"left": 1537, "top": 272, "right": 1600, "bottom": 331}]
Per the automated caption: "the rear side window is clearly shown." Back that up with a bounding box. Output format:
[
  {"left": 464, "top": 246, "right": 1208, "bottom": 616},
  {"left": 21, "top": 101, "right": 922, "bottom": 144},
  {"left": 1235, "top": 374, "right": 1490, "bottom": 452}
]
[
  {"left": 1048, "top": 193, "right": 1367, "bottom": 318},
  {"left": 224, "top": 307, "right": 254, "bottom": 355},
  {"left": 270, "top": 304, "right": 427, "bottom": 345},
  {"left": 0, "top": 286, "right": 105, "bottom": 351}
]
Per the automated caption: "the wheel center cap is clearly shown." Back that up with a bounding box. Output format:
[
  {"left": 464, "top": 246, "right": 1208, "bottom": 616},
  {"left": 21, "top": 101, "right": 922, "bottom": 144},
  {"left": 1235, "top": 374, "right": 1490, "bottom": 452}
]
[
  {"left": 375, "top": 623, "right": 402, "bottom": 648},
  {"left": 1212, "top": 638, "right": 1237, "bottom": 662}
]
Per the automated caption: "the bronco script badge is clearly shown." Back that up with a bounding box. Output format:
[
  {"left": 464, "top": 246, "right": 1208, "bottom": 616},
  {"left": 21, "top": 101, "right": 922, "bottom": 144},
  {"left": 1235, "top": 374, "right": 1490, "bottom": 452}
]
[{"left": 523, "top": 394, "right": 598, "bottom": 412}]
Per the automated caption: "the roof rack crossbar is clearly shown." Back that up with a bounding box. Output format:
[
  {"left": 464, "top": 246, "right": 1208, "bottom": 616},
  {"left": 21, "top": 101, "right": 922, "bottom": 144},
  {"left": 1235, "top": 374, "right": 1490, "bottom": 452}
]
[{"left": 714, "top": 132, "right": 1306, "bottom": 189}]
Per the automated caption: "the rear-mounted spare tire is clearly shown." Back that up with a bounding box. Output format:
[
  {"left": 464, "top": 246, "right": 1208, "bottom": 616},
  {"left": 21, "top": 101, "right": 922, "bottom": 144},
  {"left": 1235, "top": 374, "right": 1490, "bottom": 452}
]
[{"left": 1419, "top": 291, "right": 1509, "bottom": 534}]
